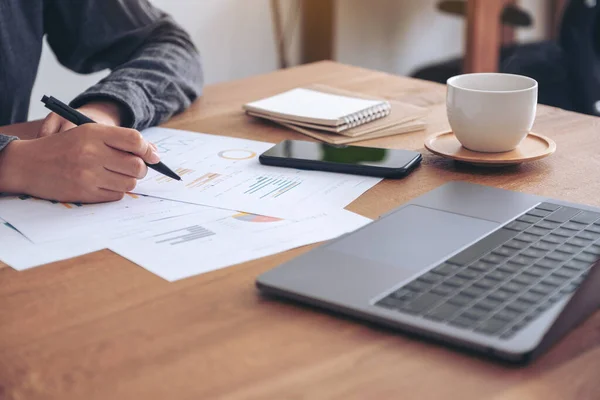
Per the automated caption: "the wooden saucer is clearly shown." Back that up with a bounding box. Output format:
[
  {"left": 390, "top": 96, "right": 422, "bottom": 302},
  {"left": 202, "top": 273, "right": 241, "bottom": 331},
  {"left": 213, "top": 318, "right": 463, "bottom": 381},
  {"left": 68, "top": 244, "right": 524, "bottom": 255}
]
[{"left": 424, "top": 131, "right": 556, "bottom": 167}]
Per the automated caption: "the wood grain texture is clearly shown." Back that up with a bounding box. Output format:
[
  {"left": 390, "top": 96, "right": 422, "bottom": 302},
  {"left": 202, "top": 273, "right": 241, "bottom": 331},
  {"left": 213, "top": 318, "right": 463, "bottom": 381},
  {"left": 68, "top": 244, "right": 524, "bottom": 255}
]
[
  {"left": 1, "top": 61, "right": 599, "bottom": 400},
  {"left": 424, "top": 131, "right": 556, "bottom": 165}
]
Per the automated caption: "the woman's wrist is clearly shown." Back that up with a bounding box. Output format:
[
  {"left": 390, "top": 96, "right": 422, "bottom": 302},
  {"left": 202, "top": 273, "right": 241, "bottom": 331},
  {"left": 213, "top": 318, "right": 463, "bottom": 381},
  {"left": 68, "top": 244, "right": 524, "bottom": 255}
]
[
  {"left": 78, "top": 101, "right": 124, "bottom": 126},
  {"left": 0, "top": 140, "right": 28, "bottom": 194}
]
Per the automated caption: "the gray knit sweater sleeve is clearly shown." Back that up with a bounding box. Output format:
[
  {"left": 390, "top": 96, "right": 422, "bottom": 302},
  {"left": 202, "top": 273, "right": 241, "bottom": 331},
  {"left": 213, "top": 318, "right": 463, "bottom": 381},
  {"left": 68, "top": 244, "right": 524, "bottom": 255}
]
[
  {"left": 45, "top": 0, "right": 203, "bottom": 130},
  {"left": 0, "top": 134, "right": 18, "bottom": 152}
]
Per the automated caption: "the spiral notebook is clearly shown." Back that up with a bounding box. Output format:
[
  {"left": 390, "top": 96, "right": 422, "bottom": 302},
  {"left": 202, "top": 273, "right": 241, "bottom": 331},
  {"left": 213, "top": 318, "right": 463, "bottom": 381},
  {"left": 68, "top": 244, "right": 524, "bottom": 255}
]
[{"left": 243, "top": 87, "right": 392, "bottom": 133}]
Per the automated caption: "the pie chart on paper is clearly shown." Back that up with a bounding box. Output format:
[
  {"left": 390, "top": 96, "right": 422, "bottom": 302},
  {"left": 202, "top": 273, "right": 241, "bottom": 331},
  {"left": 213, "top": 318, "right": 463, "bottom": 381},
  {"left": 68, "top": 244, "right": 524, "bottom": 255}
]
[
  {"left": 218, "top": 149, "right": 257, "bottom": 160},
  {"left": 232, "top": 212, "right": 282, "bottom": 223}
]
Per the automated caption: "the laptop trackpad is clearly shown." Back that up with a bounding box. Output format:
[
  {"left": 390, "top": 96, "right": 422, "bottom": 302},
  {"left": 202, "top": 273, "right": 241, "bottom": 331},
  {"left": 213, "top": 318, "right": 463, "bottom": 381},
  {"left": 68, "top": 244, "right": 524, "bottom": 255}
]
[{"left": 327, "top": 205, "right": 498, "bottom": 279}]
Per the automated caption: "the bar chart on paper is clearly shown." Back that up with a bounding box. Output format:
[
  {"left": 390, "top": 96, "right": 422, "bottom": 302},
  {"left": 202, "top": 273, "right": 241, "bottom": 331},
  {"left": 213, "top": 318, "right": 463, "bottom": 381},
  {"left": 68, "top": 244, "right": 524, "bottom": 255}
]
[
  {"left": 110, "top": 209, "right": 372, "bottom": 282},
  {"left": 152, "top": 225, "right": 216, "bottom": 245},
  {"left": 245, "top": 176, "right": 302, "bottom": 199},
  {"left": 156, "top": 168, "right": 194, "bottom": 183},
  {"left": 186, "top": 173, "right": 222, "bottom": 189}
]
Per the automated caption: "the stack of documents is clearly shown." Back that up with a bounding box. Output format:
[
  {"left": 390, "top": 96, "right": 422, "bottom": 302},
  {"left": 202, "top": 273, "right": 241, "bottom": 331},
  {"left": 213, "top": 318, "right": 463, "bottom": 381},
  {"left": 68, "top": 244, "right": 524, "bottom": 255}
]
[
  {"left": 243, "top": 84, "right": 427, "bottom": 144},
  {"left": 0, "top": 128, "right": 378, "bottom": 281}
]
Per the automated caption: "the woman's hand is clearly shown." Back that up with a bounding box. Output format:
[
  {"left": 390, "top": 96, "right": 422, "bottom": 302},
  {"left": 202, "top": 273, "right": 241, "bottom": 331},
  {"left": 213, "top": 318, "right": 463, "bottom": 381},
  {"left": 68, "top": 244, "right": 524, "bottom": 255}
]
[
  {"left": 38, "top": 101, "right": 123, "bottom": 137},
  {"left": 0, "top": 124, "right": 160, "bottom": 203}
]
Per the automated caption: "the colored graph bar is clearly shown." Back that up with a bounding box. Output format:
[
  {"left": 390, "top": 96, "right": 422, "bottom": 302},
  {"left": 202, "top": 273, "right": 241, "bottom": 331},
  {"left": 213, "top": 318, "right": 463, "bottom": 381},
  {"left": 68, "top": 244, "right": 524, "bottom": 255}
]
[
  {"left": 232, "top": 212, "right": 282, "bottom": 223},
  {"left": 260, "top": 179, "right": 293, "bottom": 199},
  {"left": 273, "top": 182, "right": 301, "bottom": 198},
  {"left": 246, "top": 177, "right": 278, "bottom": 194},
  {"left": 176, "top": 168, "right": 193, "bottom": 175},
  {"left": 156, "top": 167, "right": 193, "bottom": 183},
  {"left": 248, "top": 177, "right": 267, "bottom": 190},
  {"left": 185, "top": 173, "right": 221, "bottom": 189},
  {"left": 153, "top": 225, "right": 215, "bottom": 245},
  {"left": 60, "top": 202, "right": 82, "bottom": 208}
]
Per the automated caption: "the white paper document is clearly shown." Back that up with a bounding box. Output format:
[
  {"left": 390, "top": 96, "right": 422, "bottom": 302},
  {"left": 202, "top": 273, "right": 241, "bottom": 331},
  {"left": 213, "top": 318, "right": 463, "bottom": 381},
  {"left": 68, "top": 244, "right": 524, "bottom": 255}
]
[
  {"left": 133, "top": 128, "right": 381, "bottom": 219},
  {"left": 0, "top": 218, "right": 105, "bottom": 270},
  {"left": 0, "top": 205, "right": 233, "bottom": 270},
  {"left": 111, "top": 209, "right": 371, "bottom": 282},
  {"left": 0, "top": 192, "right": 210, "bottom": 243}
]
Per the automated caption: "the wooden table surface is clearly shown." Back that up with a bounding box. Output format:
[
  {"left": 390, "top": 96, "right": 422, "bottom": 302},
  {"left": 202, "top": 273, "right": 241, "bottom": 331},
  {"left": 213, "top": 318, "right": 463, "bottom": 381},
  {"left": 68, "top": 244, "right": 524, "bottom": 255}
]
[{"left": 1, "top": 61, "right": 599, "bottom": 400}]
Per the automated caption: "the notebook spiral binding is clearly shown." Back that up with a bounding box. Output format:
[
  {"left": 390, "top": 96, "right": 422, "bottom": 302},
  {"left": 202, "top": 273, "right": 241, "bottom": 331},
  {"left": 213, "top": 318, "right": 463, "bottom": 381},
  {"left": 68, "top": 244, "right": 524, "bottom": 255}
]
[{"left": 341, "top": 102, "right": 392, "bottom": 129}]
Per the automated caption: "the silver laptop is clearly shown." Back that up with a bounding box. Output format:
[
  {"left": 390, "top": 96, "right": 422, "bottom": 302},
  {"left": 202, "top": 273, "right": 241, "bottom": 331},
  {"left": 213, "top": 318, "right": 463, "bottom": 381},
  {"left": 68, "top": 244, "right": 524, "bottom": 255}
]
[{"left": 256, "top": 182, "right": 600, "bottom": 363}]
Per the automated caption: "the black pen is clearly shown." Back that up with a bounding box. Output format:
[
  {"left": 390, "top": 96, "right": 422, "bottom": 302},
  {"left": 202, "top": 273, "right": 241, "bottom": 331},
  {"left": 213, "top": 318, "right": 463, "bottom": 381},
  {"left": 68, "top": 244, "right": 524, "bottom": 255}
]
[{"left": 41, "top": 95, "right": 181, "bottom": 181}]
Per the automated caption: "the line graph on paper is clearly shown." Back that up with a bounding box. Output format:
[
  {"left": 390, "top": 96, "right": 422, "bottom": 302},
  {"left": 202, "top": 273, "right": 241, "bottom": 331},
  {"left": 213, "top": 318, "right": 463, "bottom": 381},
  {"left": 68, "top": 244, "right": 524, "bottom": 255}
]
[{"left": 152, "top": 135, "right": 202, "bottom": 154}]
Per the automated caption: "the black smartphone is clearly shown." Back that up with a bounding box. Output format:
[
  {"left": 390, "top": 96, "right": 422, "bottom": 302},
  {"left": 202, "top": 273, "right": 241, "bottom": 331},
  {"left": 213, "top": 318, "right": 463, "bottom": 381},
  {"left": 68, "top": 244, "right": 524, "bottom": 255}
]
[{"left": 259, "top": 140, "right": 422, "bottom": 178}]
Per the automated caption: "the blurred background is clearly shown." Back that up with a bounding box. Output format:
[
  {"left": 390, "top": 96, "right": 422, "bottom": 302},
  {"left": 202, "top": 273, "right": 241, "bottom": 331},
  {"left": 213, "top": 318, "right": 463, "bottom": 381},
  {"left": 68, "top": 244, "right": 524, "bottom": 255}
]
[{"left": 29, "top": 0, "right": 571, "bottom": 120}]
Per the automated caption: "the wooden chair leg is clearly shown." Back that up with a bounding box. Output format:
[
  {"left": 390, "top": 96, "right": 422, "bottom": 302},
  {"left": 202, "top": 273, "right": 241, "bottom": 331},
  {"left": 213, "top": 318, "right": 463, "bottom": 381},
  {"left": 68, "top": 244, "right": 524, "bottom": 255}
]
[
  {"left": 300, "top": 0, "right": 335, "bottom": 63},
  {"left": 465, "top": 0, "right": 512, "bottom": 73}
]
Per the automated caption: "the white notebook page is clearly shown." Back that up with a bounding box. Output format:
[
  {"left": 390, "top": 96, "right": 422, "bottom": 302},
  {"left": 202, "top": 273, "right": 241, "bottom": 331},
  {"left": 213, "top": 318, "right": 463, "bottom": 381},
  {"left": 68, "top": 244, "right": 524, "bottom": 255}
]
[{"left": 244, "top": 88, "right": 387, "bottom": 126}]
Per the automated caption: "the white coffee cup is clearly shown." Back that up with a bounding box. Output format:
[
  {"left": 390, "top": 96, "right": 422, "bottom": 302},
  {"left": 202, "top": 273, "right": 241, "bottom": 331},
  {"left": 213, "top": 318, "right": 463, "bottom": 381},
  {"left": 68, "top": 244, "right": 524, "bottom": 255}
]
[{"left": 446, "top": 73, "right": 538, "bottom": 152}]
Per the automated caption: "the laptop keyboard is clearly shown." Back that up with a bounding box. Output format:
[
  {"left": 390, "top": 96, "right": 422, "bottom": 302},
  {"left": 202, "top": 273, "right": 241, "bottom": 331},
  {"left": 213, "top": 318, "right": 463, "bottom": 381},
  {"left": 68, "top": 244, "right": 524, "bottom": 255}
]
[{"left": 375, "top": 202, "right": 598, "bottom": 339}]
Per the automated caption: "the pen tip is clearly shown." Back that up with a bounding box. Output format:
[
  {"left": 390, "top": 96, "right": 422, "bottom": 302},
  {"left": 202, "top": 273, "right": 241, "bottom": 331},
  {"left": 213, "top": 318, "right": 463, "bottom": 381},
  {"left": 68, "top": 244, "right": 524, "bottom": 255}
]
[{"left": 41, "top": 95, "right": 49, "bottom": 103}]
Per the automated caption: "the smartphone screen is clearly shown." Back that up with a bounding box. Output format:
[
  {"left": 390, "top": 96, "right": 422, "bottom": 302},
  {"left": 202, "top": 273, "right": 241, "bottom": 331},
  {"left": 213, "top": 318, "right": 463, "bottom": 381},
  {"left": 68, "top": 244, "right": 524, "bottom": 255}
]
[{"left": 261, "top": 140, "right": 420, "bottom": 169}]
